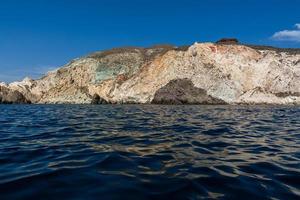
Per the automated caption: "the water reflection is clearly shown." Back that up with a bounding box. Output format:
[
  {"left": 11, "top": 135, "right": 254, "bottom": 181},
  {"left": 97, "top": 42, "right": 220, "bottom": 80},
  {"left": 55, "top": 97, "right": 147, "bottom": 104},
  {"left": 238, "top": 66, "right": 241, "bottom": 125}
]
[{"left": 0, "top": 105, "right": 299, "bottom": 199}]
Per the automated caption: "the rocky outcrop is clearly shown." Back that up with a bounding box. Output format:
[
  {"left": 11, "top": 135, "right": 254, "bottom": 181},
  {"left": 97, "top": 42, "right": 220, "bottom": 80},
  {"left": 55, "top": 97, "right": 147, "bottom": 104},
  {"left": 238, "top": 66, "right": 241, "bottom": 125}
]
[
  {"left": 91, "top": 94, "right": 109, "bottom": 104},
  {"left": 216, "top": 38, "right": 239, "bottom": 45},
  {"left": 1, "top": 41, "right": 300, "bottom": 104},
  {"left": 0, "top": 85, "right": 30, "bottom": 104},
  {"left": 151, "top": 79, "right": 226, "bottom": 104}
]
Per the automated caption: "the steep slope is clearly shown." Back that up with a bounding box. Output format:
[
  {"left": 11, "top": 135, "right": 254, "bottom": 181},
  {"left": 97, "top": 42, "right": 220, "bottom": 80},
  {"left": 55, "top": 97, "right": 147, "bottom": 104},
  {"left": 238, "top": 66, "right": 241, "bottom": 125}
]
[{"left": 2, "top": 42, "right": 300, "bottom": 104}]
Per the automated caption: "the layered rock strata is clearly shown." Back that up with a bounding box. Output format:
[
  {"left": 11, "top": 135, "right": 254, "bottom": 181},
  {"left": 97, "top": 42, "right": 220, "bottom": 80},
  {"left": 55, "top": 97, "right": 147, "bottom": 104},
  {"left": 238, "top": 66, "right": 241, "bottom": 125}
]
[{"left": 1, "top": 42, "right": 300, "bottom": 104}]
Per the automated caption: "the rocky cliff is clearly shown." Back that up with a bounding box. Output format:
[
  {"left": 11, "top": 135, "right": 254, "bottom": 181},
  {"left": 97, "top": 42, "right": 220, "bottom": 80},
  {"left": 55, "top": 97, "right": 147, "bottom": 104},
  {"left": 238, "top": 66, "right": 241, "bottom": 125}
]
[
  {"left": 1, "top": 42, "right": 300, "bottom": 104},
  {"left": 0, "top": 83, "right": 30, "bottom": 104}
]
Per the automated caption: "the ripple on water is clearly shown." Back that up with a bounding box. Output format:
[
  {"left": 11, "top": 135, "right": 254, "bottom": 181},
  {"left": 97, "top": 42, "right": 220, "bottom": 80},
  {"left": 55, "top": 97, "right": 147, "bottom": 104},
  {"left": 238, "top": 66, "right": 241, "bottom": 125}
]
[{"left": 0, "top": 104, "right": 299, "bottom": 199}]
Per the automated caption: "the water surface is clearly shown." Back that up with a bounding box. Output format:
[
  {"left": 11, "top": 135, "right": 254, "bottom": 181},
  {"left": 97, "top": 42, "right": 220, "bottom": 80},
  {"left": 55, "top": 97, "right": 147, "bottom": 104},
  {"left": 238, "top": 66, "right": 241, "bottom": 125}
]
[{"left": 0, "top": 105, "right": 299, "bottom": 199}]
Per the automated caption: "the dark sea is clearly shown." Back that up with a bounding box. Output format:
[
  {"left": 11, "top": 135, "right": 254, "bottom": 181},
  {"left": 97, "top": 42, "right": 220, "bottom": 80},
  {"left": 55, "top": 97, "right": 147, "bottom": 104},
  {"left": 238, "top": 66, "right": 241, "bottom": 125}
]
[{"left": 0, "top": 105, "right": 299, "bottom": 200}]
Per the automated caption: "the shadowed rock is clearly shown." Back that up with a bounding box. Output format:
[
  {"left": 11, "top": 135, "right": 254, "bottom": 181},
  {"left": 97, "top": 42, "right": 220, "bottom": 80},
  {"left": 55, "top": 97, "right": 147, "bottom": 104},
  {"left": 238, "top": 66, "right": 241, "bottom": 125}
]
[
  {"left": 274, "top": 92, "right": 300, "bottom": 98},
  {"left": 151, "top": 79, "right": 226, "bottom": 104},
  {"left": 246, "top": 44, "right": 300, "bottom": 55},
  {"left": 0, "top": 86, "right": 31, "bottom": 104},
  {"left": 216, "top": 38, "right": 239, "bottom": 45},
  {"left": 91, "top": 94, "right": 109, "bottom": 104}
]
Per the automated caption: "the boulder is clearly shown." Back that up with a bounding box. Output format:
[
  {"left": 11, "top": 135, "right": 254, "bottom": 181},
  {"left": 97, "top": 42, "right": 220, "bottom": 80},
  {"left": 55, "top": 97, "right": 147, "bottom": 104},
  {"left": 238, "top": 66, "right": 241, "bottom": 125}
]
[
  {"left": 151, "top": 79, "right": 226, "bottom": 104},
  {"left": 91, "top": 94, "right": 109, "bottom": 104}
]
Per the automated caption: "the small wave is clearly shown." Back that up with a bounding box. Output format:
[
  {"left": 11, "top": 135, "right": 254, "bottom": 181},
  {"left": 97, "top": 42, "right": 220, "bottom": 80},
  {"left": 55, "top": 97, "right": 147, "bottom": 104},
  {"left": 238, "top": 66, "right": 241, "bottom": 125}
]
[{"left": 0, "top": 105, "right": 299, "bottom": 199}]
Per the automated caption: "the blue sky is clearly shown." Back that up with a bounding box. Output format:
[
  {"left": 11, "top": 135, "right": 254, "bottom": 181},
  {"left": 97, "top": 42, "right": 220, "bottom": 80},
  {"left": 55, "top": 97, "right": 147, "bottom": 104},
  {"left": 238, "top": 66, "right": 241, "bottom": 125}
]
[{"left": 0, "top": 0, "right": 300, "bottom": 82}]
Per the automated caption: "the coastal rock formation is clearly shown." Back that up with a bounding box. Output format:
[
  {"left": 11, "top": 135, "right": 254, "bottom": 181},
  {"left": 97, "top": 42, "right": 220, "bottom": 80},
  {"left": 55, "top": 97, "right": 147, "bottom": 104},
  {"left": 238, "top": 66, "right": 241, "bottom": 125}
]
[
  {"left": 151, "top": 79, "right": 226, "bottom": 104},
  {"left": 1, "top": 42, "right": 300, "bottom": 104},
  {"left": 91, "top": 94, "right": 109, "bottom": 104},
  {"left": 0, "top": 84, "right": 30, "bottom": 104}
]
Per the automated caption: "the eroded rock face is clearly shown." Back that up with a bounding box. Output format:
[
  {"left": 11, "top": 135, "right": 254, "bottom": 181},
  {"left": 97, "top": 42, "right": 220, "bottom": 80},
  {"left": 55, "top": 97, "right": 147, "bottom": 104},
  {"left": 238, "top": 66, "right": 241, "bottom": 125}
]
[
  {"left": 0, "top": 85, "right": 30, "bottom": 104},
  {"left": 151, "top": 79, "right": 226, "bottom": 104},
  {"left": 1, "top": 42, "right": 300, "bottom": 104}
]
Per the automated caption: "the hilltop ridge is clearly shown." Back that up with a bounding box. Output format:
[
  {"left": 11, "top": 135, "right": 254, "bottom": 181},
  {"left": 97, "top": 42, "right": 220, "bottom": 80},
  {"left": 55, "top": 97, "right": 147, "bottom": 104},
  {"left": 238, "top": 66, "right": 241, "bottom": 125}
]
[{"left": 1, "top": 41, "right": 300, "bottom": 104}]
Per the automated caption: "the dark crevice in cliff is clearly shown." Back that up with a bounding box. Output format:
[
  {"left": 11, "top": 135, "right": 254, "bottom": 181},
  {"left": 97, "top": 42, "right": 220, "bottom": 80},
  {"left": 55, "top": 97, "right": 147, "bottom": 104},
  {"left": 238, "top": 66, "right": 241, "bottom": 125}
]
[{"left": 274, "top": 92, "right": 300, "bottom": 98}]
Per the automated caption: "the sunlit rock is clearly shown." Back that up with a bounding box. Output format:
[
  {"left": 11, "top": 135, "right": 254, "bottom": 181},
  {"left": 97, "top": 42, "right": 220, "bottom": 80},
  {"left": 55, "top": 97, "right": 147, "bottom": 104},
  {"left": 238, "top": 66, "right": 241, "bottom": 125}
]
[{"left": 1, "top": 42, "right": 300, "bottom": 104}]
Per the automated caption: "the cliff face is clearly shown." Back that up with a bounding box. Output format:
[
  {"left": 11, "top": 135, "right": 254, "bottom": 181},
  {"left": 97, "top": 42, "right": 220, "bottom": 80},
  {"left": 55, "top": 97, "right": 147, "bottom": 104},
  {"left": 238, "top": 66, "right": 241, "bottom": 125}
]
[
  {"left": 2, "top": 42, "right": 300, "bottom": 104},
  {"left": 0, "top": 83, "right": 30, "bottom": 104}
]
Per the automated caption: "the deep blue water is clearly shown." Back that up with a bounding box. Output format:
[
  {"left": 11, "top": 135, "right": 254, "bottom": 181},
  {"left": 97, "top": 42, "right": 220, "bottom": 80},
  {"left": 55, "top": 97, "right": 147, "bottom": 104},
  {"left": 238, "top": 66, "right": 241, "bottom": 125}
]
[{"left": 0, "top": 105, "right": 299, "bottom": 200}]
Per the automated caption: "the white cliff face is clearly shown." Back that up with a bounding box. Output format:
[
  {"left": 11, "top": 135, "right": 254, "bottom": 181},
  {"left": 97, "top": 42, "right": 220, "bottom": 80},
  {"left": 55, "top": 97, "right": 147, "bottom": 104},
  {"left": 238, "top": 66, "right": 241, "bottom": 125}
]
[
  {"left": 2, "top": 43, "right": 300, "bottom": 104},
  {"left": 105, "top": 43, "right": 300, "bottom": 104},
  {"left": 35, "top": 58, "right": 99, "bottom": 104}
]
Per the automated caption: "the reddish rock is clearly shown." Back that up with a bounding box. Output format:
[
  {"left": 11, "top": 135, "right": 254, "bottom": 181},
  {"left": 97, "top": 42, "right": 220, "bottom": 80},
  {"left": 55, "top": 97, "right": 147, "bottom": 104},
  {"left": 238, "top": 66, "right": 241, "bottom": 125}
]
[
  {"left": 216, "top": 38, "right": 239, "bottom": 45},
  {"left": 209, "top": 46, "right": 217, "bottom": 53}
]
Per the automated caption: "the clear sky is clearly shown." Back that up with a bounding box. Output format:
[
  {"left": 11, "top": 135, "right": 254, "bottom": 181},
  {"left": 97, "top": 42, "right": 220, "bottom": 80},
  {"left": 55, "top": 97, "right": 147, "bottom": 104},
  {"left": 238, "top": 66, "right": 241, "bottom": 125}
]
[{"left": 1, "top": 0, "right": 300, "bottom": 82}]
